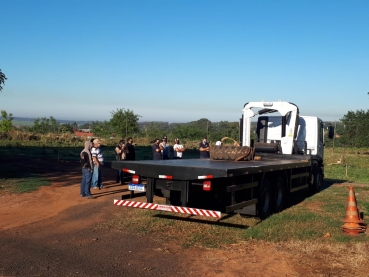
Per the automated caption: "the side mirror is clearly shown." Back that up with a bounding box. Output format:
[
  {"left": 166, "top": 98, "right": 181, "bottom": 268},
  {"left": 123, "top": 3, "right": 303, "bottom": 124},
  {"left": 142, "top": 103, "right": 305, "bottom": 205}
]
[{"left": 328, "top": 126, "right": 334, "bottom": 139}]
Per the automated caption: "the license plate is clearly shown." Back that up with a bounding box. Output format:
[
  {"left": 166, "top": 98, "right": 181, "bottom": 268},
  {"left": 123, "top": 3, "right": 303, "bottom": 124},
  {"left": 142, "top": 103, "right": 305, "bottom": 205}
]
[{"left": 128, "top": 183, "right": 145, "bottom": 192}]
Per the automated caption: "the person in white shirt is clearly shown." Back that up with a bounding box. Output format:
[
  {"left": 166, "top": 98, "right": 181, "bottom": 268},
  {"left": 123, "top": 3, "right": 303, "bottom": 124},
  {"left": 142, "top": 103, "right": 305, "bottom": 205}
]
[
  {"left": 91, "top": 139, "right": 104, "bottom": 189},
  {"left": 173, "top": 138, "right": 186, "bottom": 159}
]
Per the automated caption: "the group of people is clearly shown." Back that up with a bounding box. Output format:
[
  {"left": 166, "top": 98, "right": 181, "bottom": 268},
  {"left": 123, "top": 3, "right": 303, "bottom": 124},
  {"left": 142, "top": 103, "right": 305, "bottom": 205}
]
[
  {"left": 79, "top": 136, "right": 136, "bottom": 198},
  {"left": 152, "top": 136, "right": 186, "bottom": 160},
  {"left": 114, "top": 137, "right": 136, "bottom": 183},
  {"left": 151, "top": 136, "right": 212, "bottom": 159},
  {"left": 79, "top": 138, "right": 104, "bottom": 199},
  {"left": 80, "top": 136, "right": 213, "bottom": 197}
]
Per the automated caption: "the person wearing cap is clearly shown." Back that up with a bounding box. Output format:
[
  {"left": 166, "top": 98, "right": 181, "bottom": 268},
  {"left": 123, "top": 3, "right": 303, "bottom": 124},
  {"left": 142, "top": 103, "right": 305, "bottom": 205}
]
[
  {"left": 152, "top": 138, "right": 162, "bottom": 160},
  {"left": 91, "top": 138, "right": 104, "bottom": 189},
  {"left": 199, "top": 137, "right": 210, "bottom": 158},
  {"left": 160, "top": 136, "right": 170, "bottom": 160},
  {"left": 173, "top": 138, "right": 185, "bottom": 159}
]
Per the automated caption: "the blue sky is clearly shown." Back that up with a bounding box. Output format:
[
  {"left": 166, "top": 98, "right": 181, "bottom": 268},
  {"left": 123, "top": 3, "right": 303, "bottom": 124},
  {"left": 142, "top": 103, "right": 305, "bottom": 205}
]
[{"left": 1, "top": 0, "right": 368, "bottom": 123}]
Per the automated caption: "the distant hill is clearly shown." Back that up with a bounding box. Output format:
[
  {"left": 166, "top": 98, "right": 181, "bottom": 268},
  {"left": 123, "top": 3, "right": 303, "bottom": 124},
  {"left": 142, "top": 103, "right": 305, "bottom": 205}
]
[
  {"left": 11, "top": 118, "right": 187, "bottom": 128},
  {"left": 12, "top": 117, "right": 92, "bottom": 127}
]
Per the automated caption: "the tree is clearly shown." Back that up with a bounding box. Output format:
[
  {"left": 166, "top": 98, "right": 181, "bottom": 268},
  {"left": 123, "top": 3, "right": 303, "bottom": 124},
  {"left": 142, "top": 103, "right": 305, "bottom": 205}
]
[
  {"left": 110, "top": 108, "right": 141, "bottom": 139},
  {"left": 142, "top": 122, "right": 164, "bottom": 141},
  {"left": 32, "top": 116, "right": 60, "bottom": 134},
  {"left": 0, "top": 69, "right": 7, "bottom": 92},
  {"left": 91, "top": 120, "right": 113, "bottom": 140},
  {"left": 172, "top": 124, "right": 203, "bottom": 140},
  {"left": 59, "top": 123, "right": 74, "bottom": 133},
  {"left": 0, "top": 110, "right": 13, "bottom": 132},
  {"left": 340, "top": 109, "right": 369, "bottom": 147}
]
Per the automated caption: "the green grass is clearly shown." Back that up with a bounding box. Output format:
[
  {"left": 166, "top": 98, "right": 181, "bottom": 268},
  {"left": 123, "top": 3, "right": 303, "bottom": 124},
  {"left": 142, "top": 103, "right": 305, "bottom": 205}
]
[
  {"left": 324, "top": 148, "right": 369, "bottom": 183},
  {"left": 103, "top": 185, "right": 369, "bottom": 248},
  {"left": 0, "top": 164, "right": 50, "bottom": 193},
  {"left": 244, "top": 186, "right": 369, "bottom": 243}
]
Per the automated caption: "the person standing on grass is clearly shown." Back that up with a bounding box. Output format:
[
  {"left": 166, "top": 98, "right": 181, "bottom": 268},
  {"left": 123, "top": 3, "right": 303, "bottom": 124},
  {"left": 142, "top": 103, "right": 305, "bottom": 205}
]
[
  {"left": 125, "top": 137, "right": 136, "bottom": 161},
  {"left": 199, "top": 137, "right": 210, "bottom": 158},
  {"left": 91, "top": 139, "right": 104, "bottom": 189},
  {"left": 173, "top": 138, "right": 185, "bottom": 159},
  {"left": 152, "top": 138, "right": 162, "bottom": 160},
  {"left": 115, "top": 139, "right": 126, "bottom": 184},
  {"left": 79, "top": 141, "right": 95, "bottom": 199}
]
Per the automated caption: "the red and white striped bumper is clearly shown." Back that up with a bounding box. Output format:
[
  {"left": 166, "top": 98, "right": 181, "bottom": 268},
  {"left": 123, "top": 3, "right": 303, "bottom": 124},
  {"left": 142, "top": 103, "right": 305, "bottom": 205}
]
[{"left": 114, "top": 199, "right": 221, "bottom": 218}]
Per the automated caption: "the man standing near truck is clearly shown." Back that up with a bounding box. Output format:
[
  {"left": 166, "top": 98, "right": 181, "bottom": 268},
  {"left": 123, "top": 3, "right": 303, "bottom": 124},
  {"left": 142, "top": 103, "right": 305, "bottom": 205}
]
[
  {"left": 160, "top": 136, "right": 170, "bottom": 160},
  {"left": 152, "top": 138, "right": 162, "bottom": 160},
  {"left": 199, "top": 137, "right": 210, "bottom": 158},
  {"left": 173, "top": 138, "right": 185, "bottom": 159},
  {"left": 125, "top": 137, "right": 135, "bottom": 161}
]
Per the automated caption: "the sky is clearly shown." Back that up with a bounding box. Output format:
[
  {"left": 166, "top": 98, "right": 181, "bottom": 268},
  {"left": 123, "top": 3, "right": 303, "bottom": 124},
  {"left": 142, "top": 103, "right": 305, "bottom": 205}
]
[{"left": 1, "top": 0, "right": 368, "bottom": 123}]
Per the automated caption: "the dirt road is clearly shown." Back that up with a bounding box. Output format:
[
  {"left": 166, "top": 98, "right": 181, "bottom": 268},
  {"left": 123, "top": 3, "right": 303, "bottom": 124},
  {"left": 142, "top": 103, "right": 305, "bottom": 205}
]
[{"left": 0, "top": 158, "right": 368, "bottom": 276}]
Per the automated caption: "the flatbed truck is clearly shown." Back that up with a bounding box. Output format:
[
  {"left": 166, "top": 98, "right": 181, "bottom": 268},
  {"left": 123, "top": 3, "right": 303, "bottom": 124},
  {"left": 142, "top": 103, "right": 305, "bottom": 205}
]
[{"left": 112, "top": 101, "right": 334, "bottom": 219}]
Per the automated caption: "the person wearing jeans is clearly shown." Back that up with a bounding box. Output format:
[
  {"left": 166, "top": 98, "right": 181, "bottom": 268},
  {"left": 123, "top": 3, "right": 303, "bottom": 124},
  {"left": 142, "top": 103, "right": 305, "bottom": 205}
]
[
  {"left": 91, "top": 139, "right": 104, "bottom": 189},
  {"left": 80, "top": 141, "right": 94, "bottom": 199}
]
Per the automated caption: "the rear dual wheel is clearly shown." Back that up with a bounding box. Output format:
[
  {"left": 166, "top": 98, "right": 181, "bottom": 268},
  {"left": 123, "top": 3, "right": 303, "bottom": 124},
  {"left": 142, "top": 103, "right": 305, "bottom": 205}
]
[
  {"left": 257, "top": 176, "right": 285, "bottom": 219},
  {"left": 257, "top": 179, "right": 271, "bottom": 219},
  {"left": 309, "top": 163, "right": 322, "bottom": 194},
  {"left": 272, "top": 176, "right": 285, "bottom": 213}
]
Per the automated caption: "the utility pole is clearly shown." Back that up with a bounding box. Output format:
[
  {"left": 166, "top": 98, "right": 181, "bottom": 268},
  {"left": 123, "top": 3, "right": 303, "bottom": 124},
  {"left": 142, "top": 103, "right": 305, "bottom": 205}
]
[{"left": 332, "top": 120, "right": 336, "bottom": 153}]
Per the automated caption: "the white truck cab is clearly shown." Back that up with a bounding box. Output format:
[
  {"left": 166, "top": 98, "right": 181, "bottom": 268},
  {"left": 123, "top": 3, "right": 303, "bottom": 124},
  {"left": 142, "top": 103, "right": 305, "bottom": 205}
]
[{"left": 241, "top": 100, "right": 332, "bottom": 161}]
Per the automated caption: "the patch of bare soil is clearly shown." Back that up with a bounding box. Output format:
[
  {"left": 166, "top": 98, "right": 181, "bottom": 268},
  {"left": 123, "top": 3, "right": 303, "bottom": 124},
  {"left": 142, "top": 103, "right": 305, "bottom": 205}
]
[{"left": 0, "top": 157, "right": 368, "bottom": 277}]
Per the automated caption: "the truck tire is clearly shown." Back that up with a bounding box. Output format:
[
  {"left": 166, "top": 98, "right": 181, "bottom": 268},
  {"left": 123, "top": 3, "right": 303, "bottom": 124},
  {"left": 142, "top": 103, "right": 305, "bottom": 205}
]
[
  {"left": 309, "top": 163, "right": 322, "bottom": 194},
  {"left": 210, "top": 146, "right": 253, "bottom": 161},
  {"left": 272, "top": 175, "right": 285, "bottom": 213},
  {"left": 257, "top": 178, "right": 272, "bottom": 219}
]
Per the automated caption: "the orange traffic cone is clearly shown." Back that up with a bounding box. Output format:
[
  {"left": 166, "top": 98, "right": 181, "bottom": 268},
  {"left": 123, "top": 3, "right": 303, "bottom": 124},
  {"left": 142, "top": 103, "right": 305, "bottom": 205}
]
[{"left": 341, "top": 186, "right": 367, "bottom": 236}]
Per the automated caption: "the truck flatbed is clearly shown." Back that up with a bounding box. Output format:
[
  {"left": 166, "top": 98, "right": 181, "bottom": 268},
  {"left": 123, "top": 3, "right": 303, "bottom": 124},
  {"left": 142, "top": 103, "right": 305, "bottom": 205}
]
[{"left": 111, "top": 154, "right": 311, "bottom": 180}]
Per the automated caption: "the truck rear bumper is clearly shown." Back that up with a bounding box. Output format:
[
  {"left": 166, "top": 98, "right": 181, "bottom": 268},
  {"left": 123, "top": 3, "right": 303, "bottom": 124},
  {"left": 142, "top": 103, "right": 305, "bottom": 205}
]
[{"left": 114, "top": 199, "right": 221, "bottom": 218}]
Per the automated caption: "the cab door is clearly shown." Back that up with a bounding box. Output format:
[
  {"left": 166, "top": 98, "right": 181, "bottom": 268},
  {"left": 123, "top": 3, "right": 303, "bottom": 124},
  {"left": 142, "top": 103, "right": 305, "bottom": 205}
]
[{"left": 317, "top": 120, "right": 324, "bottom": 159}]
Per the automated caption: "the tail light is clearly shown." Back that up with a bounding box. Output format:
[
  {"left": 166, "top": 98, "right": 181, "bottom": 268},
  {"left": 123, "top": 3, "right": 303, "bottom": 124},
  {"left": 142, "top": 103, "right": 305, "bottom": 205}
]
[
  {"left": 203, "top": 181, "right": 212, "bottom": 191},
  {"left": 132, "top": 175, "right": 141, "bottom": 184}
]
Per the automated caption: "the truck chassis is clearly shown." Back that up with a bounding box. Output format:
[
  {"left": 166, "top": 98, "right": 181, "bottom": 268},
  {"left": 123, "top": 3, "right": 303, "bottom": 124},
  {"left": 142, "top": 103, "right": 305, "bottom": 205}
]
[{"left": 112, "top": 153, "right": 315, "bottom": 219}]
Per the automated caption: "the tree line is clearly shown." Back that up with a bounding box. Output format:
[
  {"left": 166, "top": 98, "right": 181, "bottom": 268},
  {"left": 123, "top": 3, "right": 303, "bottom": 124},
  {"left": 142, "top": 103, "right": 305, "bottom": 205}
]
[
  {"left": 2, "top": 107, "right": 369, "bottom": 148},
  {"left": 1, "top": 69, "right": 368, "bottom": 147},
  {"left": 0, "top": 107, "right": 240, "bottom": 143}
]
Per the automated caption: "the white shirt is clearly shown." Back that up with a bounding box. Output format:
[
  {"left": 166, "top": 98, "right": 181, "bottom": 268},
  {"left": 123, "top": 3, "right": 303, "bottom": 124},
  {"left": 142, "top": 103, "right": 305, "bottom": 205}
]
[
  {"left": 173, "top": 144, "right": 184, "bottom": 158},
  {"left": 91, "top": 147, "right": 104, "bottom": 165}
]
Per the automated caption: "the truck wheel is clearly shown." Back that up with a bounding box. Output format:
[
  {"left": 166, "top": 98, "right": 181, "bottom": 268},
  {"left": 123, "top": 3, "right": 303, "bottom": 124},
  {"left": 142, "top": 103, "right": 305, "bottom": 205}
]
[
  {"left": 257, "top": 179, "right": 271, "bottom": 219},
  {"left": 272, "top": 176, "right": 285, "bottom": 213},
  {"left": 309, "top": 163, "right": 322, "bottom": 194}
]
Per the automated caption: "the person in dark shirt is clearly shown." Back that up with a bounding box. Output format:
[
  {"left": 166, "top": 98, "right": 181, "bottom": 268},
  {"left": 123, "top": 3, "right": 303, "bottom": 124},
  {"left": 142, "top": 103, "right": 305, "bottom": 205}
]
[
  {"left": 125, "top": 137, "right": 136, "bottom": 161},
  {"left": 152, "top": 138, "right": 162, "bottom": 160},
  {"left": 199, "top": 137, "right": 210, "bottom": 158},
  {"left": 115, "top": 140, "right": 126, "bottom": 184},
  {"left": 80, "top": 141, "right": 95, "bottom": 199}
]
